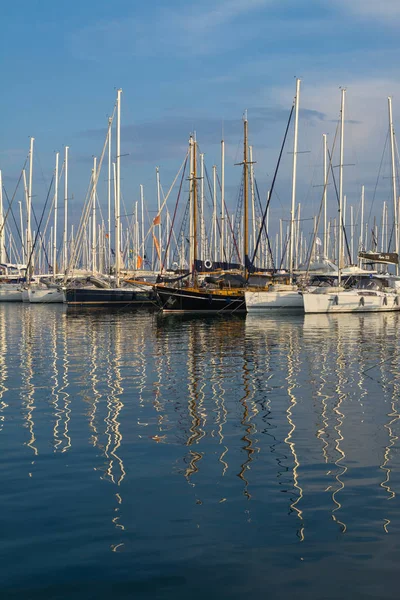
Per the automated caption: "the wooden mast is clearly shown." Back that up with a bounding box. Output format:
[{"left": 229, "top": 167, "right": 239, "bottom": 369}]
[{"left": 192, "top": 136, "right": 198, "bottom": 284}]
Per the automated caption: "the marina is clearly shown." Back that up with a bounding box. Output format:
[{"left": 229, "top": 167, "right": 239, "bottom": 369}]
[
  {"left": 3, "top": 81, "right": 400, "bottom": 315},
  {"left": 4, "top": 1, "right": 400, "bottom": 597}
]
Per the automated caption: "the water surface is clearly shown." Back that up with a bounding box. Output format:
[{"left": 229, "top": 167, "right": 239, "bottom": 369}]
[{"left": 1, "top": 305, "right": 400, "bottom": 599}]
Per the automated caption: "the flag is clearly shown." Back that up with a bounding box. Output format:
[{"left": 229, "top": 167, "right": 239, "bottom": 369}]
[
  {"left": 152, "top": 233, "right": 161, "bottom": 260},
  {"left": 137, "top": 255, "right": 143, "bottom": 269},
  {"left": 153, "top": 214, "right": 161, "bottom": 226},
  {"left": 105, "top": 233, "right": 109, "bottom": 239}
]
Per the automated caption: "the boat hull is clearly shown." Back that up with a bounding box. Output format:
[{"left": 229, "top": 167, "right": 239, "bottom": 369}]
[
  {"left": 156, "top": 286, "right": 246, "bottom": 313},
  {"left": 28, "top": 288, "right": 65, "bottom": 303},
  {"left": 65, "top": 287, "right": 157, "bottom": 306},
  {"left": 245, "top": 290, "right": 303, "bottom": 311},
  {"left": 303, "top": 291, "right": 400, "bottom": 313},
  {"left": 0, "top": 284, "right": 22, "bottom": 302},
  {"left": 21, "top": 289, "right": 30, "bottom": 303}
]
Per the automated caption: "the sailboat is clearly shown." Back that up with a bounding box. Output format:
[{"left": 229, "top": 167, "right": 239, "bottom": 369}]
[
  {"left": 303, "top": 91, "right": 400, "bottom": 313},
  {"left": 245, "top": 78, "right": 304, "bottom": 312},
  {"left": 0, "top": 173, "right": 27, "bottom": 301},
  {"left": 65, "top": 90, "right": 157, "bottom": 308},
  {"left": 154, "top": 121, "right": 250, "bottom": 314},
  {"left": 27, "top": 151, "right": 65, "bottom": 303}
]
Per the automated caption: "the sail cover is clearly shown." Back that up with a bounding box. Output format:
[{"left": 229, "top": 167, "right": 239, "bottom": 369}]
[{"left": 358, "top": 252, "right": 398, "bottom": 265}]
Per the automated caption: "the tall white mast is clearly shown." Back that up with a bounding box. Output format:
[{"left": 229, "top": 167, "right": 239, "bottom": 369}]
[
  {"left": 289, "top": 78, "right": 300, "bottom": 284},
  {"left": 166, "top": 211, "right": 171, "bottom": 269},
  {"left": 322, "top": 133, "right": 328, "bottom": 259},
  {"left": 19, "top": 198, "right": 25, "bottom": 263},
  {"left": 108, "top": 117, "right": 112, "bottom": 274},
  {"left": 0, "top": 171, "right": 5, "bottom": 264},
  {"left": 115, "top": 89, "right": 122, "bottom": 287},
  {"left": 22, "top": 170, "right": 28, "bottom": 262},
  {"left": 388, "top": 97, "right": 398, "bottom": 274},
  {"left": 358, "top": 185, "right": 365, "bottom": 268},
  {"left": 91, "top": 156, "right": 97, "bottom": 273},
  {"left": 338, "top": 88, "right": 346, "bottom": 286},
  {"left": 156, "top": 166, "right": 161, "bottom": 271},
  {"left": 140, "top": 184, "right": 144, "bottom": 269},
  {"left": 350, "top": 204, "right": 354, "bottom": 264},
  {"left": 27, "top": 137, "right": 34, "bottom": 273},
  {"left": 53, "top": 152, "right": 59, "bottom": 277},
  {"left": 381, "top": 201, "right": 386, "bottom": 252},
  {"left": 63, "top": 145, "right": 69, "bottom": 272},
  {"left": 212, "top": 165, "right": 217, "bottom": 262}
]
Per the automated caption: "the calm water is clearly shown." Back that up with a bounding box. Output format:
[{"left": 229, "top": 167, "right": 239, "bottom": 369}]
[{"left": 1, "top": 305, "right": 400, "bottom": 599}]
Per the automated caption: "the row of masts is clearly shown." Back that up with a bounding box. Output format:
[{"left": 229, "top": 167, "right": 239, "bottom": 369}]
[{"left": 1, "top": 84, "right": 400, "bottom": 279}]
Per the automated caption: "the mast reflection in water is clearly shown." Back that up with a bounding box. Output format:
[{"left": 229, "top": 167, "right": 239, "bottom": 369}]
[{"left": 0, "top": 306, "right": 400, "bottom": 599}]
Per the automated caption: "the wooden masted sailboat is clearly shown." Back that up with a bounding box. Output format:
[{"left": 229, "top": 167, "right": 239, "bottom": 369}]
[{"left": 155, "top": 120, "right": 251, "bottom": 313}]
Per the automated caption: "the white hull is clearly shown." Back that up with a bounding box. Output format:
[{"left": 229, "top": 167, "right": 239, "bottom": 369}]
[
  {"left": 245, "top": 289, "right": 303, "bottom": 311},
  {"left": 21, "top": 289, "right": 30, "bottom": 303},
  {"left": 28, "top": 288, "right": 65, "bottom": 303},
  {"left": 0, "top": 284, "right": 22, "bottom": 302},
  {"left": 303, "top": 290, "right": 400, "bottom": 313}
]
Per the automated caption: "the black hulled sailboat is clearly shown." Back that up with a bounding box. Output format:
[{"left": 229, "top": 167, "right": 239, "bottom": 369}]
[{"left": 155, "top": 119, "right": 252, "bottom": 314}]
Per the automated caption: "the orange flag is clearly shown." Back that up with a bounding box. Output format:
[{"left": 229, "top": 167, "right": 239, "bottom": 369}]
[
  {"left": 137, "top": 255, "right": 143, "bottom": 269},
  {"left": 153, "top": 214, "right": 161, "bottom": 226}
]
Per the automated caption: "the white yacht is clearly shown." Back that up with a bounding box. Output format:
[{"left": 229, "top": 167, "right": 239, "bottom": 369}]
[
  {"left": 0, "top": 263, "right": 27, "bottom": 302},
  {"left": 302, "top": 273, "right": 400, "bottom": 313}
]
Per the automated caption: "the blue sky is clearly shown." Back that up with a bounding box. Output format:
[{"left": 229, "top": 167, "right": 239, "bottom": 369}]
[{"left": 2, "top": 0, "right": 400, "bottom": 241}]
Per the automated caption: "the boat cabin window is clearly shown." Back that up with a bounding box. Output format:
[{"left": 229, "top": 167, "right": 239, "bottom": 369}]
[{"left": 355, "top": 277, "right": 383, "bottom": 291}]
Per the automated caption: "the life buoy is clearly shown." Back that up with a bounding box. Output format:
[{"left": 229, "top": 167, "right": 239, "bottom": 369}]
[{"left": 204, "top": 259, "right": 212, "bottom": 270}]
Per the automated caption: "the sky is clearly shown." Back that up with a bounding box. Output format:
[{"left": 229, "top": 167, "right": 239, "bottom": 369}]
[{"left": 2, "top": 0, "right": 400, "bottom": 248}]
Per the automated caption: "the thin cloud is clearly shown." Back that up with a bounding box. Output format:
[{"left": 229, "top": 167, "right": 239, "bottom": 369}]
[
  {"left": 69, "top": 0, "right": 277, "bottom": 60},
  {"left": 334, "top": 0, "right": 400, "bottom": 22}
]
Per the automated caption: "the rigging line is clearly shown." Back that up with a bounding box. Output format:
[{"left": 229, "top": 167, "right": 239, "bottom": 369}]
[
  {"left": 226, "top": 186, "right": 242, "bottom": 264},
  {"left": 213, "top": 169, "right": 242, "bottom": 263},
  {"left": 31, "top": 204, "right": 52, "bottom": 269},
  {"left": 211, "top": 170, "right": 224, "bottom": 243},
  {"left": 327, "top": 146, "right": 352, "bottom": 264},
  {"left": 249, "top": 104, "right": 294, "bottom": 278},
  {"left": 232, "top": 178, "right": 244, "bottom": 263},
  {"left": 368, "top": 128, "right": 389, "bottom": 229},
  {"left": 2, "top": 182, "right": 26, "bottom": 251},
  {"left": 26, "top": 175, "right": 54, "bottom": 278},
  {"left": 1, "top": 162, "right": 28, "bottom": 250},
  {"left": 388, "top": 134, "right": 400, "bottom": 251},
  {"left": 141, "top": 149, "right": 191, "bottom": 253},
  {"left": 67, "top": 104, "right": 116, "bottom": 277},
  {"left": 304, "top": 122, "right": 339, "bottom": 274},
  {"left": 161, "top": 154, "right": 189, "bottom": 272},
  {"left": 279, "top": 233, "right": 290, "bottom": 270},
  {"left": 254, "top": 178, "right": 275, "bottom": 270}
]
